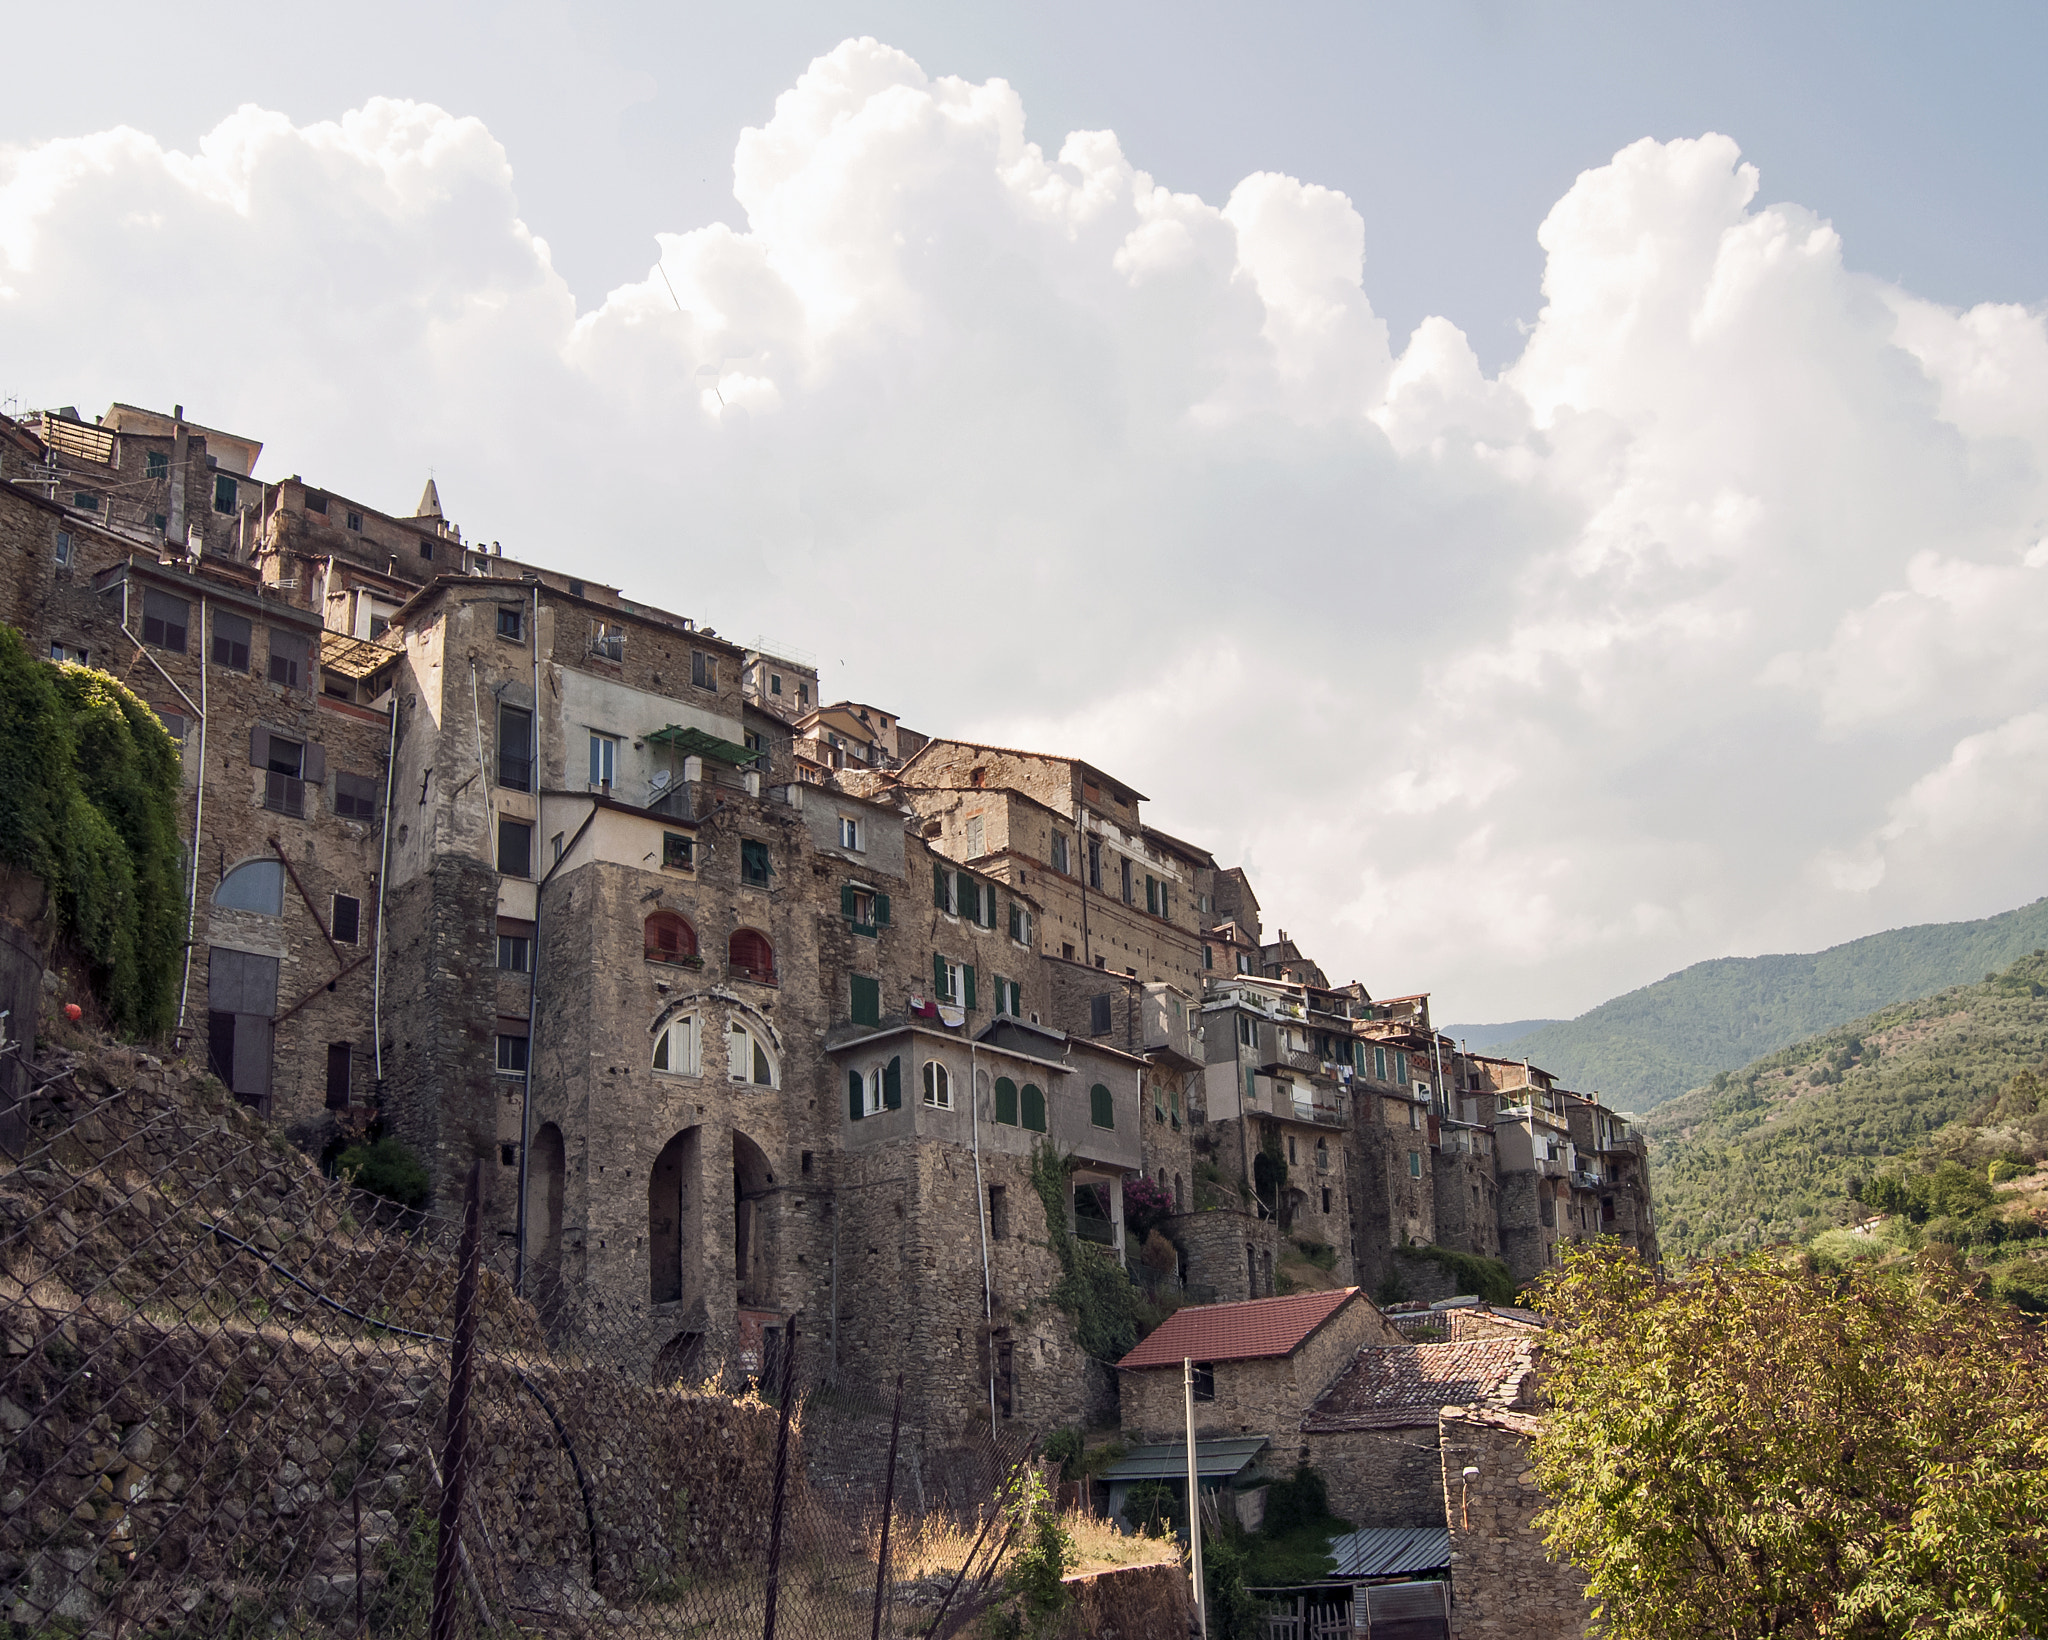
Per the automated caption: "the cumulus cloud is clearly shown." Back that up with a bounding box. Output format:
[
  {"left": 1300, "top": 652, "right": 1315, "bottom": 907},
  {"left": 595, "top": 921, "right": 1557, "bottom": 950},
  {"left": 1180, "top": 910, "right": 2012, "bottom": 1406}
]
[{"left": 3, "top": 39, "right": 2045, "bottom": 1017}]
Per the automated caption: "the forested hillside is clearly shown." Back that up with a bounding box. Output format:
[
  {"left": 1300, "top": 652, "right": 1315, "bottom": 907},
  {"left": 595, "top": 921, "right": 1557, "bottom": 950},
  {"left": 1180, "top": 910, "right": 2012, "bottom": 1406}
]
[
  {"left": 1480, "top": 897, "right": 2048, "bottom": 1111},
  {"left": 1644, "top": 950, "right": 2048, "bottom": 1257}
]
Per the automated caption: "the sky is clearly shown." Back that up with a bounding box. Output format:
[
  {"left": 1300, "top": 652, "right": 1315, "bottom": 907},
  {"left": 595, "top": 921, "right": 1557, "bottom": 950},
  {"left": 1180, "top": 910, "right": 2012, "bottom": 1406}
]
[{"left": 2, "top": 3, "right": 2045, "bottom": 1022}]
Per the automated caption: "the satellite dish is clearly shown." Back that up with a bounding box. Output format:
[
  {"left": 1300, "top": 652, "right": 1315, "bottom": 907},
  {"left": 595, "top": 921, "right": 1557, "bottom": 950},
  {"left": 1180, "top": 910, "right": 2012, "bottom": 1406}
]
[{"left": 650, "top": 769, "right": 672, "bottom": 790}]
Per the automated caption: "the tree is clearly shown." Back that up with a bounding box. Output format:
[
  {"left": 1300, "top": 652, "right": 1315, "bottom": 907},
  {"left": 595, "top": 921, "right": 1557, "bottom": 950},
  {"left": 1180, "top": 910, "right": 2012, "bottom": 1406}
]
[{"left": 1532, "top": 1247, "right": 2048, "bottom": 1639}]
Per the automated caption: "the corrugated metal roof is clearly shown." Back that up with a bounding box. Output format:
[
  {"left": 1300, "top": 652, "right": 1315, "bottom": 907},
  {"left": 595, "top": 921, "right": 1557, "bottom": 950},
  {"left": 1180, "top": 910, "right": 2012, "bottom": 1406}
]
[
  {"left": 1117, "top": 1288, "right": 1361, "bottom": 1371},
  {"left": 1327, "top": 1526, "right": 1452, "bottom": 1580},
  {"left": 1097, "top": 1437, "right": 1268, "bottom": 1482}
]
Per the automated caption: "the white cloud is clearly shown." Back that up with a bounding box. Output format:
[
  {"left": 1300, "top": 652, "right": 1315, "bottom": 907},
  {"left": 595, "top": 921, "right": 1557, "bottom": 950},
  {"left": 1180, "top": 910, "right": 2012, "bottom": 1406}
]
[{"left": 4, "top": 41, "right": 2046, "bottom": 1018}]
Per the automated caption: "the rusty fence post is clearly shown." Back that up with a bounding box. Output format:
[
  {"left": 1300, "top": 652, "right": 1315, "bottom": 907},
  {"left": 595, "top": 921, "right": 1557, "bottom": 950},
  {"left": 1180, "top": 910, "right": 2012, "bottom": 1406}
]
[
  {"left": 870, "top": 1371, "right": 907, "bottom": 1640},
  {"left": 430, "top": 1159, "right": 484, "bottom": 1640},
  {"left": 761, "top": 1314, "right": 801, "bottom": 1640}
]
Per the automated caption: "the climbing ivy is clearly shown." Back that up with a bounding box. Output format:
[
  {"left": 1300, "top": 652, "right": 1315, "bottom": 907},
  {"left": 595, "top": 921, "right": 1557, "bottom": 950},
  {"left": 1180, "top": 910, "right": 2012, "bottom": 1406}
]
[
  {"left": 1028, "top": 1139, "right": 1146, "bottom": 1362},
  {"left": 0, "top": 626, "right": 186, "bottom": 1036}
]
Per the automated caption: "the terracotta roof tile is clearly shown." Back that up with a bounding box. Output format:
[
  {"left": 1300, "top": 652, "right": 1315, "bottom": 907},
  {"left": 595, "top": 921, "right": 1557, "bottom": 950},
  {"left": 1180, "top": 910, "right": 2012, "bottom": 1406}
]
[
  {"left": 1299, "top": 1341, "right": 1533, "bottom": 1432},
  {"left": 1117, "top": 1288, "right": 1361, "bottom": 1371}
]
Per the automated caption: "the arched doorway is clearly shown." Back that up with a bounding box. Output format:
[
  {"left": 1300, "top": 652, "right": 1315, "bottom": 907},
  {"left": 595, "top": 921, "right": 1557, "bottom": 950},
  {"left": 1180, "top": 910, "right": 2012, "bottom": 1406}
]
[
  {"left": 733, "top": 1131, "right": 775, "bottom": 1307},
  {"left": 649, "top": 1127, "right": 702, "bottom": 1306}
]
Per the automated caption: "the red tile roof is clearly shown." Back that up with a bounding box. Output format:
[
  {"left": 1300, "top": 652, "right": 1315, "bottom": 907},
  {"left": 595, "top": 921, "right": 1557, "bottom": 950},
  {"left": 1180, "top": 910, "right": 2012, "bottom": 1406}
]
[
  {"left": 1117, "top": 1288, "right": 1362, "bottom": 1371},
  {"left": 1300, "top": 1341, "right": 1534, "bottom": 1432}
]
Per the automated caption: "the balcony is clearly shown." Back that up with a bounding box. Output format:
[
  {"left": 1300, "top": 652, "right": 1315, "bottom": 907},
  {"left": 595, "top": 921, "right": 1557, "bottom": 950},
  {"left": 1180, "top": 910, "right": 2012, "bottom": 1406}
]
[
  {"left": 497, "top": 752, "right": 533, "bottom": 792},
  {"left": 1074, "top": 1213, "right": 1116, "bottom": 1248}
]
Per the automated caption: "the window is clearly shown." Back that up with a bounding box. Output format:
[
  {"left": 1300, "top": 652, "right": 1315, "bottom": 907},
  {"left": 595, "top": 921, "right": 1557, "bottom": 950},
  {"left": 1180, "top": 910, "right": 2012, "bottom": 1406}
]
[
  {"left": 1120, "top": 858, "right": 1133, "bottom": 904},
  {"left": 261, "top": 735, "right": 307, "bottom": 817},
  {"left": 797, "top": 681, "right": 810, "bottom": 706},
  {"left": 334, "top": 771, "right": 378, "bottom": 821},
  {"left": 1008, "top": 901, "right": 1031, "bottom": 944},
  {"left": 589, "top": 733, "right": 618, "bottom": 789},
  {"left": 994, "top": 1077, "right": 1019, "bottom": 1125},
  {"left": 213, "top": 474, "right": 237, "bottom": 514},
  {"left": 1237, "top": 952, "right": 1251, "bottom": 974},
  {"left": 644, "top": 911, "right": 697, "bottom": 964},
  {"left": 728, "top": 1020, "right": 776, "bottom": 1085},
  {"left": 159, "top": 711, "right": 188, "bottom": 746},
  {"left": 652, "top": 1014, "right": 699, "bottom": 1075},
  {"left": 212, "top": 612, "right": 252, "bottom": 671},
  {"left": 1050, "top": 832, "right": 1070, "bottom": 874},
  {"left": 729, "top": 928, "right": 776, "bottom": 984},
  {"left": 345, "top": 511, "right": 363, "bottom": 532},
  {"left": 840, "top": 884, "right": 889, "bottom": 936},
  {"left": 662, "top": 832, "right": 694, "bottom": 870},
  {"left": 1374, "top": 1046, "right": 1388, "bottom": 1081},
  {"left": 923, "top": 1061, "right": 952, "bottom": 1109},
  {"left": 54, "top": 530, "right": 72, "bottom": 566},
  {"left": 1395, "top": 1051, "right": 1409, "bottom": 1085},
  {"left": 933, "top": 955, "right": 976, "bottom": 1009},
  {"left": 992, "top": 976, "right": 1022, "bottom": 1016},
  {"left": 331, "top": 894, "right": 361, "bottom": 945},
  {"left": 1089, "top": 994, "right": 1112, "bottom": 1036},
  {"left": 837, "top": 815, "right": 862, "bottom": 851},
  {"left": 147, "top": 451, "right": 169, "bottom": 479},
  {"left": 498, "top": 933, "right": 530, "bottom": 972},
  {"left": 1203, "top": 944, "right": 1213, "bottom": 971},
  {"left": 740, "top": 840, "right": 771, "bottom": 886},
  {"left": 497, "top": 704, "right": 533, "bottom": 791},
  {"left": 497, "top": 1033, "right": 529, "bottom": 1074},
  {"left": 965, "top": 815, "right": 983, "bottom": 856},
  {"left": 1191, "top": 1362, "right": 1216, "bottom": 1403},
  {"left": 1020, "top": 1083, "right": 1047, "bottom": 1133},
  {"left": 848, "top": 1056, "right": 901, "bottom": 1119},
  {"left": 1090, "top": 1082, "right": 1115, "bottom": 1129},
  {"left": 744, "top": 730, "right": 767, "bottom": 768},
  {"left": 691, "top": 649, "right": 716, "bottom": 689},
  {"left": 325, "top": 1042, "right": 352, "bottom": 1110},
  {"left": 214, "top": 860, "right": 283, "bottom": 915},
  {"left": 267, "top": 629, "right": 309, "bottom": 689},
  {"left": 589, "top": 622, "right": 625, "bottom": 662},
  {"left": 988, "top": 1185, "right": 1008, "bottom": 1240},
  {"left": 71, "top": 490, "right": 101, "bottom": 511},
  {"left": 1286, "top": 1135, "right": 1297, "bottom": 1165},
  {"left": 1315, "top": 1138, "right": 1328, "bottom": 1171},
  {"left": 1087, "top": 838, "right": 1102, "bottom": 889},
  {"left": 1322, "top": 1186, "right": 1333, "bottom": 1214},
  {"left": 769, "top": 672, "right": 782, "bottom": 696},
  {"left": 850, "top": 973, "right": 881, "bottom": 1027},
  {"left": 141, "top": 590, "right": 189, "bottom": 653},
  {"left": 1409, "top": 1150, "right": 1422, "bottom": 1178},
  {"left": 1145, "top": 875, "right": 1158, "bottom": 915},
  {"left": 551, "top": 832, "right": 565, "bottom": 866},
  {"left": 1237, "top": 1014, "right": 1254, "bottom": 1047},
  {"left": 419, "top": 539, "right": 433, "bottom": 561},
  {"left": 494, "top": 605, "right": 526, "bottom": 642},
  {"left": 497, "top": 817, "right": 533, "bottom": 879}
]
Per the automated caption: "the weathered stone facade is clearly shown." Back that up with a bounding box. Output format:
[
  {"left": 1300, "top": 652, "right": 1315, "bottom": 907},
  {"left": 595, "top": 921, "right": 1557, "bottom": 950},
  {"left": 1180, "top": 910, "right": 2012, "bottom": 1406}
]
[{"left": 1438, "top": 1408, "right": 1590, "bottom": 1640}]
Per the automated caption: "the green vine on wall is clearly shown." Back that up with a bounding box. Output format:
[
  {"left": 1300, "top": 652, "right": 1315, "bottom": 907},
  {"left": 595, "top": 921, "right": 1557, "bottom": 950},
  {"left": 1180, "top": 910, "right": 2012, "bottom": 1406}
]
[
  {"left": 0, "top": 626, "right": 186, "bottom": 1036},
  {"left": 1027, "top": 1139, "right": 1146, "bottom": 1363}
]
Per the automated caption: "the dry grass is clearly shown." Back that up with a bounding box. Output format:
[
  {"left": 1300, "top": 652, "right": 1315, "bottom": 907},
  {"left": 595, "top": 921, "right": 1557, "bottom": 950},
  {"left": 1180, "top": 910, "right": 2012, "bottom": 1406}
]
[{"left": 1065, "top": 1509, "right": 1182, "bottom": 1574}]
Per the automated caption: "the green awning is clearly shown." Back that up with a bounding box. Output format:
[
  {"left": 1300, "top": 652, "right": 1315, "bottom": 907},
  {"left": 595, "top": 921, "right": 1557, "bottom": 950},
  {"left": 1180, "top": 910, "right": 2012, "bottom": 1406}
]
[
  {"left": 645, "top": 725, "right": 756, "bottom": 766},
  {"left": 1099, "top": 1438, "right": 1269, "bottom": 1483}
]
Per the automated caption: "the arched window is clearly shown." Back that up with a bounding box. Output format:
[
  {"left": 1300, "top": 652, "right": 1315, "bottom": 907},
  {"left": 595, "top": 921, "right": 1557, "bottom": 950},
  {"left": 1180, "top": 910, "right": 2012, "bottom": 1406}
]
[
  {"left": 644, "top": 911, "right": 697, "bottom": 964},
  {"left": 846, "top": 1057, "right": 900, "bottom": 1120},
  {"left": 1020, "top": 1083, "right": 1046, "bottom": 1134},
  {"left": 994, "top": 1077, "right": 1018, "bottom": 1126},
  {"left": 1089, "top": 1082, "right": 1114, "bottom": 1130},
  {"left": 652, "top": 1014, "right": 698, "bottom": 1075},
  {"left": 729, "top": 1019, "right": 777, "bottom": 1087},
  {"left": 729, "top": 928, "right": 776, "bottom": 984},
  {"left": 214, "top": 859, "right": 283, "bottom": 915},
  {"left": 922, "top": 1061, "right": 952, "bottom": 1109}
]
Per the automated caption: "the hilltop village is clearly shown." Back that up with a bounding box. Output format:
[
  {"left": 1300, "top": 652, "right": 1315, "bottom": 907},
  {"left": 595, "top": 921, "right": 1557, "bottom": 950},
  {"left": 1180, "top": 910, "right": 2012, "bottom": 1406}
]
[{"left": 0, "top": 400, "right": 1656, "bottom": 1432}]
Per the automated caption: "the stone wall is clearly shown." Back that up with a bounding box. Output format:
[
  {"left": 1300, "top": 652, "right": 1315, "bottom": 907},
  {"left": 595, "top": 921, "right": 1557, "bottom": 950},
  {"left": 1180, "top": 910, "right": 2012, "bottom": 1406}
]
[
  {"left": 1437, "top": 1408, "right": 1589, "bottom": 1640},
  {"left": 1060, "top": 1559, "right": 1192, "bottom": 1640},
  {"left": 1306, "top": 1424, "right": 1446, "bottom": 1529}
]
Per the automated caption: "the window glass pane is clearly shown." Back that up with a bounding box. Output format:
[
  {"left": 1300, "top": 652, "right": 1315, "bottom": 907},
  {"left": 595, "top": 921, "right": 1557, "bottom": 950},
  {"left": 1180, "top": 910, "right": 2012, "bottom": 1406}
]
[{"left": 214, "top": 860, "right": 284, "bottom": 914}]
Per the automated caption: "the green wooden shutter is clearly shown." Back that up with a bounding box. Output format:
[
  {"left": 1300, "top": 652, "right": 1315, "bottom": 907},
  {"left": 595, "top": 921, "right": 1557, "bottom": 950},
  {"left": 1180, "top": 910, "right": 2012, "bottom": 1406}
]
[
  {"left": 963, "top": 965, "right": 977, "bottom": 1011},
  {"left": 1146, "top": 876, "right": 1158, "bottom": 914},
  {"left": 934, "top": 953, "right": 948, "bottom": 998},
  {"left": 1022, "top": 1083, "right": 1046, "bottom": 1132},
  {"left": 841, "top": 884, "right": 857, "bottom": 919},
  {"left": 933, "top": 861, "right": 947, "bottom": 908},
  {"left": 849, "top": 1069, "right": 865, "bottom": 1121},
  {"left": 851, "top": 974, "right": 880, "bottom": 1027},
  {"left": 875, "top": 893, "right": 890, "bottom": 926},
  {"left": 1091, "top": 1083, "right": 1114, "bottom": 1129},
  {"left": 990, "top": 974, "right": 1006, "bottom": 1015},
  {"left": 995, "top": 1077, "right": 1018, "bottom": 1124},
  {"left": 960, "top": 879, "right": 979, "bottom": 924},
  {"left": 884, "top": 1056, "right": 902, "bottom": 1109},
  {"left": 1008, "top": 901, "right": 1020, "bottom": 940}
]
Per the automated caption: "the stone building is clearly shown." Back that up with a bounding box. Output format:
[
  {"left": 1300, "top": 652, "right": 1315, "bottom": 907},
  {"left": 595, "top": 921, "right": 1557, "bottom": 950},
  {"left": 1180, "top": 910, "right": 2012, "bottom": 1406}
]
[
  {"left": 1115, "top": 1288, "right": 1403, "bottom": 1446},
  {"left": 1437, "top": 1407, "right": 1591, "bottom": 1639}
]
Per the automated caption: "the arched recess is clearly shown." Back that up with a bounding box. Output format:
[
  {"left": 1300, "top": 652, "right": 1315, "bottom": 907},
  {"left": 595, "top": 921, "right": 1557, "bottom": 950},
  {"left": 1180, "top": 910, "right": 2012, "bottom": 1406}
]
[
  {"left": 649, "top": 1126, "right": 703, "bottom": 1307},
  {"left": 733, "top": 1131, "right": 775, "bottom": 1307},
  {"left": 214, "top": 858, "right": 284, "bottom": 914},
  {"left": 531, "top": 1122, "right": 566, "bottom": 1274}
]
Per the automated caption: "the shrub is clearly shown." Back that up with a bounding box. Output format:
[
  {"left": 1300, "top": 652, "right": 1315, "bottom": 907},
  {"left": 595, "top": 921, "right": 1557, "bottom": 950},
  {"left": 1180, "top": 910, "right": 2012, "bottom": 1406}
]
[{"left": 337, "top": 1136, "right": 432, "bottom": 1208}]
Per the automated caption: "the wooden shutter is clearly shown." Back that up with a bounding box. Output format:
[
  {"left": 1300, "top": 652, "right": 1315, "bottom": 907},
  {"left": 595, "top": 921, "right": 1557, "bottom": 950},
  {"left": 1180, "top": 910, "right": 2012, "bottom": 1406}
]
[
  {"left": 851, "top": 974, "right": 880, "bottom": 1027},
  {"left": 1091, "top": 1083, "right": 1114, "bottom": 1128},
  {"left": 248, "top": 725, "right": 269, "bottom": 768},
  {"left": 302, "top": 741, "right": 326, "bottom": 783},
  {"left": 995, "top": 1077, "right": 1018, "bottom": 1125},
  {"left": 1146, "top": 876, "right": 1158, "bottom": 914},
  {"left": 933, "top": 861, "right": 946, "bottom": 909},
  {"left": 848, "top": 1069, "right": 864, "bottom": 1121},
  {"left": 1022, "top": 1083, "right": 1046, "bottom": 1132},
  {"left": 991, "top": 974, "right": 1006, "bottom": 1015},
  {"left": 933, "top": 953, "right": 948, "bottom": 998},
  {"left": 1008, "top": 901, "right": 1020, "bottom": 940},
  {"left": 959, "top": 879, "right": 978, "bottom": 923},
  {"left": 883, "top": 1057, "right": 902, "bottom": 1109},
  {"left": 963, "top": 966, "right": 976, "bottom": 1011},
  {"left": 875, "top": 893, "right": 890, "bottom": 926},
  {"left": 841, "top": 884, "right": 858, "bottom": 919}
]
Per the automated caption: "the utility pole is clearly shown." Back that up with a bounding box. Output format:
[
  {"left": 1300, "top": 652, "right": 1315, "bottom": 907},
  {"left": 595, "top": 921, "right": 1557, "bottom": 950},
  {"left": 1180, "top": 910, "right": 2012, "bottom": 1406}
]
[{"left": 1185, "top": 1357, "right": 1207, "bottom": 1640}]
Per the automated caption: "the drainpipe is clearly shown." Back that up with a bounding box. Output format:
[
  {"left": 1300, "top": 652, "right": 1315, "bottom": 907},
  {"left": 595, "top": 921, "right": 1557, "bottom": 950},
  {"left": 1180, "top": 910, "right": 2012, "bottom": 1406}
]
[
  {"left": 174, "top": 597, "right": 209, "bottom": 1039},
  {"left": 371, "top": 675, "right": 400, "bottom": 1087},
  {"left": 969, "top": 1036, "right": 994, "bottom": 1427},
  {"left": 515, "top": 583, "right": 541, "bottom": 1295}
]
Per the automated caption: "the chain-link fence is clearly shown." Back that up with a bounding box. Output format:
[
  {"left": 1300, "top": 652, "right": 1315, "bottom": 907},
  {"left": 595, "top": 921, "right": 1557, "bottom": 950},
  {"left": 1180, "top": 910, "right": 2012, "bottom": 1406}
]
[{"left": 0, "top": 1048, "right": 1045, "bottom": 1638}]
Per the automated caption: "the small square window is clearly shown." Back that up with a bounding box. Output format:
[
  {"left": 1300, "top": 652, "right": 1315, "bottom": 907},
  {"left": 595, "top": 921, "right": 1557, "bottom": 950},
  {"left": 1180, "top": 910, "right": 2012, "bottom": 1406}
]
[
  {"left": 663, "top": 832, "right": 694, "bottom": 870},
  {"left": 212, "top": 474, "right": 237, "bottom": 514},
  {"left": 419, "top": 539, "right": 433, "bottom": 561},
  {"left": 50, "top": 642, "right": 88, "bottom": 665},
  {"left": 691, "top": 650, "right": 716, "bottom": 690},
  {"left": 74, "top": 491, "right": 100, "bottom": 511},
  {"left": 1191, "top": 1362, "right": 1216, "bottom": 1402},
  {"left": 498, "top": 817, "right": 533, "bottom": 879},
  {"left": 331, "top": 894, "right": 361, "bottom": 945},
  {"left": 567, "top": 579, "right": 585, "bottom": 598},
  {"left": 770, "top": 673, "right": 782, "bottom": 695},
  {"left": 496, "top": 1034, "right": 529, "bottom": 1074},
  {"left": 592, "top": 623, "right": 625, "bottom": 662},
  {"left": 498, "top": 933, "right": 531, "bottom": 972},
  {"left": 346, "top": 511, "right": 364, "bottom": 532},
  {"left": 837, "top": 815, "right": 861, "bottom": 851},
  {"left": 497, "top": 606, "right": 524, "bottom": 641},
  {"left": 146, "top": 451, "right": 169, "bottom": 479},
  {"left": 212, "top": 612, "right": 253, "bottom": 672},
  {"left": 304, "top": 489, "right": 327, "bottom": 513}
]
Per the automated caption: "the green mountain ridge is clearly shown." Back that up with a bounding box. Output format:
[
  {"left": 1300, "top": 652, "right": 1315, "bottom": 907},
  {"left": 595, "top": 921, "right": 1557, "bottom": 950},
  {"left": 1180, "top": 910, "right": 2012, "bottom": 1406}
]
[
  {"left": 1481, "top": 897, "right": 2048, "bottom": 1112},
  {"left": 1441, "top": 1018, "right": 1563, "bottom": 1052},
  {"left": 1643, "top": 949, "right": 2048, "bottom": 1257}
]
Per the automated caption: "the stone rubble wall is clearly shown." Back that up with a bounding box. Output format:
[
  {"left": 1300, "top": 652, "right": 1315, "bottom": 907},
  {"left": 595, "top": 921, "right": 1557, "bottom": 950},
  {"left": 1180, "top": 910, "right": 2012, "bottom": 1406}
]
[{"left": 1437, "top": 1407, "right": 1589, "bottom": 1640}]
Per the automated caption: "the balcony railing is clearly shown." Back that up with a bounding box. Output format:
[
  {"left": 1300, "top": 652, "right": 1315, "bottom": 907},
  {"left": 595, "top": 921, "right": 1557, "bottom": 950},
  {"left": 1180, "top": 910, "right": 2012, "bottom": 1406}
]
[
  {"left": 1074, "top": 1214, "right": 1116, "bottom": 1248},
  {"left": 497, "top": 752, "right": 533, "bottom": 792}
]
